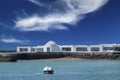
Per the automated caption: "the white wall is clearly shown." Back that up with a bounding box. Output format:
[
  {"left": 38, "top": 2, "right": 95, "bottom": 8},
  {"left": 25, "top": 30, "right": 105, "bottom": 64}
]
[
  {"left": 43, "top": 44, "right": 61, "bottom": 52},
  {"left": 51, "top": 44, "right": 61, "bottom": 52},
  {"left": 17, "top": 47, "right": 20, "bottom": 52},
  {"left": 17, "top": 41, "right": 120, "bottom": 53}
]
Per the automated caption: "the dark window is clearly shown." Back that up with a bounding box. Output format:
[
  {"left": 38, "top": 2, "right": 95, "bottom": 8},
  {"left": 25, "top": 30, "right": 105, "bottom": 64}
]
[
  {"left": 37, "top": 48, "right": 43, "bottom": 52},
  {"left": 103, "top": 47, "right": 113, "bottom": 51},
  {"left": 91, "top": 47, "right": 100, "bottom": 51},
  {"left": 47, "top": 47, "right": 50, "bottom": 52},
  {"left": 62, "top": 48, "right": 71, "bottom": 51},
  {"left": 31, "top": 48, "right": 36, "bottom": 52},
  {"left": 76, "top": 47, "right": 87, "bottom": 51},
  {"left": 20, "top": 48, "right": 28, "bottom": 52},
  {"left": 113, "top": 47, "right": 120, "bottom": 51}
]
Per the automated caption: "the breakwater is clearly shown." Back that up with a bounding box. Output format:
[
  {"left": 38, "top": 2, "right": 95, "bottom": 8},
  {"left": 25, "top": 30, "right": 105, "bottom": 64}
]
[
  {"left": 0, "top": 53, "right": 17, "bottom": 62},
  {"left": 0, "top": 52, "right": 120, "bottom": 62}
]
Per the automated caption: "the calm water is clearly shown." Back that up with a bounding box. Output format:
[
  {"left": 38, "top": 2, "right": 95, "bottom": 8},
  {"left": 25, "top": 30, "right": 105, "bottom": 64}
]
[{"left": 0, "top": 60, "right": 120, "bottom": 80}]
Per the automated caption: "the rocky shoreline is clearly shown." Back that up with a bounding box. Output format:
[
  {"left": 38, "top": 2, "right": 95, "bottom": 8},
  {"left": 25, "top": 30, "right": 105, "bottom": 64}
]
[
  {"left": 0, "top": 52, "right": 120, "bottom": 62},
  {"left": 0, "top": 53, "right": 17, "bottom": 62}
]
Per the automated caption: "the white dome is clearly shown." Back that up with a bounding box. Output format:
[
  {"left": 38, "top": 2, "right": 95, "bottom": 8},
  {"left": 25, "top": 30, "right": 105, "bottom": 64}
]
[{"left": 45, "top": 41, "right": 56, "bottom": 46}]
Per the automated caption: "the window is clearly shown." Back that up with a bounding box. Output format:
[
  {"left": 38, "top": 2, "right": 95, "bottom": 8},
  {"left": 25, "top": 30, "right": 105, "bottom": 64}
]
[
  {"left": 31, "top": 48, "right": 36, "bottom": 52},
  {"left": 113, "top": 47, "right": 120, "bottom": 51},
  {"left": 37, "top": 48, "right": 44, "bottom": 52},
  {"left": 76, "top": 47, "right": 87, "bottom": 51},
  {"left": 103, "top": 47, "right": 113, "bottom": 51},
  {"left": 91, "top": 47, "right": 100, "bottom": 51},
  {"left": 46, "top": 47, "right": 50, "bottom": 52},
  {"left": 20, "top": 48, "right": 28, "bottom": 52},
  {"left": 62, "top": 47, "right": 71, "bottom": 51}
]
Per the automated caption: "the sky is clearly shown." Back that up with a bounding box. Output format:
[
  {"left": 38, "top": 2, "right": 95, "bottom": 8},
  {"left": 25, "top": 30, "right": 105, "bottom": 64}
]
[{"left": 0, "top": 0, "right": 120, "bottom": 50}]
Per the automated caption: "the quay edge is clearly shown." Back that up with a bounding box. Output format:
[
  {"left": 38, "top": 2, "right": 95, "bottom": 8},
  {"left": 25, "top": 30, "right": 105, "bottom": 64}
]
[{"left": 0, "top": 52, "right": 120, "bottom": 62}]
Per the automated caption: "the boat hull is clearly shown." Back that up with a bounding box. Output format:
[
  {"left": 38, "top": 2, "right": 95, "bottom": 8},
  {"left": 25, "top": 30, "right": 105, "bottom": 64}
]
[{"left": 44, "top": 71, "right": 54, "bottom": 74}]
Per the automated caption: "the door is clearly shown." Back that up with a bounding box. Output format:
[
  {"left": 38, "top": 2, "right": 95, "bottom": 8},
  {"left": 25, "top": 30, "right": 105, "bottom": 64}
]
[{"left": 47, "top": 47, "right": 50, "bottom": 52}]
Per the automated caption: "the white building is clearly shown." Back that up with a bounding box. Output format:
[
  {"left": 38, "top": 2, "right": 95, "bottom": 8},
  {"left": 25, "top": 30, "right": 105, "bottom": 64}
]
[{"left": 17, "top": 41, "right": 120, "bottom": 53}]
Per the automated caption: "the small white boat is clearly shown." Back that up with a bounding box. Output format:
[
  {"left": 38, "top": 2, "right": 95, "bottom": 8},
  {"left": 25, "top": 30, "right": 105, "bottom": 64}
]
[
  {"left": 38, "top": 72, "right": 41, "bottom": 76},
  {"left": 43, "top": 66, "right": 54, "bottom": 74}
]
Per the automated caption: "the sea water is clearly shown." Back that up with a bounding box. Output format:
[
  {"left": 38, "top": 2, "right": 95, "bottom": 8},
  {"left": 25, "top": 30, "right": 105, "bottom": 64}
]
[{"left": 0, "top": 60, "right": 120, "bottom": 80}]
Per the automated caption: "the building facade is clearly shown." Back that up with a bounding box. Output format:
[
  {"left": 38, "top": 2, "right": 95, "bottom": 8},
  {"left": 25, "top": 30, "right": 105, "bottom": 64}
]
[{"left": 17, "top": 41, "right": 120, "bottom": 53}]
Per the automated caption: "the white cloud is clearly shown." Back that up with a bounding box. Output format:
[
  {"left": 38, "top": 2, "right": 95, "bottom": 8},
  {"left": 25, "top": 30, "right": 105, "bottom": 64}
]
[
  {"left": 14, "top": 0, "right": 109, "bottom": 31},
  {"left": 29, "top": 0, "right": 45, "bottom": 7},
  {"left": 0, "top": 37, "right": 30, "bottom": 43}
]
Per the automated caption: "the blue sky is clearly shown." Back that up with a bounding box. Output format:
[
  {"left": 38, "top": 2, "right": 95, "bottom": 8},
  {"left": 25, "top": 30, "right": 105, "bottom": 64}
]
[{"left": 0, "top": 0, "right": 120, "bottom": 50}]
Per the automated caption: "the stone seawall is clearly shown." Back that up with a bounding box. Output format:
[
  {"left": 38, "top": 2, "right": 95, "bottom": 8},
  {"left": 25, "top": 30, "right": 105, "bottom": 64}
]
[
  {"left": 17, "top": 52, "right": 72, "bottom": 60},
  {"left": 0, "top": 53, "right": 17, "bottom": 62},
  {"left": 0, "top": 52, "right": 120, "bottom": 62},
  {"left": 17, "top": 52, "right": 120, "bottom": 60}
]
